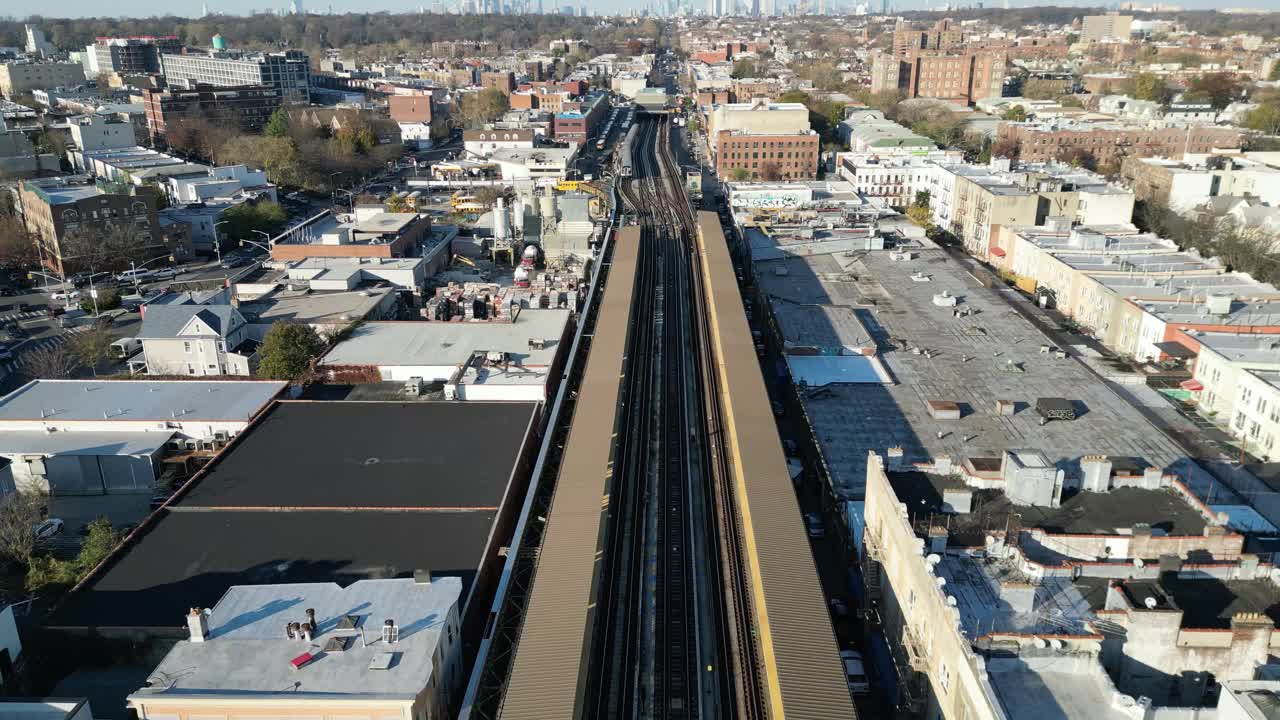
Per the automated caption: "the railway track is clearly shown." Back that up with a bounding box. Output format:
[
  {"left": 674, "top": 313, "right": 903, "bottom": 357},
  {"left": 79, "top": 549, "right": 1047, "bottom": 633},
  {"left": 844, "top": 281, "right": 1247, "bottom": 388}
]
[{"left": 596, "top": 114, "right": 756, "bottom": 720}]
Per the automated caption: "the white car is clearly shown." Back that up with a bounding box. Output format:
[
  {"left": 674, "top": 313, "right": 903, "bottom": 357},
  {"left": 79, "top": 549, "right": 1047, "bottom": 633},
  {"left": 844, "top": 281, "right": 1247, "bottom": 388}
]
[
  {"left": 840, "top": 650, "right": 871, "bottom": 695},
  {"left": 33, "top": 518, "right": 64, "bottom": 541},
  {"left": 50, "top": 290, "right": 81, "bottom": 301}
]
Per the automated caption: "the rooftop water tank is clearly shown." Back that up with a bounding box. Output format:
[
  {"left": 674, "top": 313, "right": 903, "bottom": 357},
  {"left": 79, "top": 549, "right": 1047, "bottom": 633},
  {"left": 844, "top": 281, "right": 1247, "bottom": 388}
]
[{"left": 211, "top": 33, "right": 226, "bottom": 50}]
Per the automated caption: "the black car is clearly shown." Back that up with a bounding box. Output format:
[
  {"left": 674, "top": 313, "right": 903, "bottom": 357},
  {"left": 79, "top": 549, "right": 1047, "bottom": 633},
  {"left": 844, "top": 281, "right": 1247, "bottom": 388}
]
[
  {"left": 0, "top": 288, "right": 17, "bottom": 297},
  {"left": 4, "top": 323, "right": 27, "bottom": 339}
]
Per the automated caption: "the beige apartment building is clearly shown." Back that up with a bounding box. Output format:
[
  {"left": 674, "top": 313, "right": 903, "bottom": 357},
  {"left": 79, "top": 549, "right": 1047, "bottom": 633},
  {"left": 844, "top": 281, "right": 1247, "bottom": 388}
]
[
  {"left": 0, "top": 61, "right": 86, "bottom": 98},
  {"left": 1080, "top": 13, "right": 1134, "bottom": 43},
  {"left": 706, "top": 99, "right": 810, "bottom": 151}
]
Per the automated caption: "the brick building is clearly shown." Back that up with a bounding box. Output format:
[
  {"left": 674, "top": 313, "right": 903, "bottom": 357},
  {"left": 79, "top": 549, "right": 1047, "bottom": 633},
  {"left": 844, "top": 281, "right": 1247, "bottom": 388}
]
[
  {"left": 870, "top": 49, "right": 1006, "bottom": 105},
  {"left": 891, "top": 18, "right": 965, "bottom": 54},
  {"left": 18, "top": 176, "right": 163, "bottom": 276},
  {"left": 997, "top": 122, "right": 1246, "bottom": 165},
  {"left": 481, "top": 71, "right": 515, "bottom": 96},
  {"left": 714, "top": 130, "right": 819, "bottom": 181},
  {"left": 142, "top": 84, "right": 281, "bottom": 145}
]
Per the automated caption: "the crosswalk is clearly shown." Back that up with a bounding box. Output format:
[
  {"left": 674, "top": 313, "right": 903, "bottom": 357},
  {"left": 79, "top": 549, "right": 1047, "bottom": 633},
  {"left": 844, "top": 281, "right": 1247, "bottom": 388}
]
[
  {"left": 0, "top": 309, "right": 51, "bottom": 322},
  {"left": 1, "top": 327, "right": 89, "bottom": 375}
]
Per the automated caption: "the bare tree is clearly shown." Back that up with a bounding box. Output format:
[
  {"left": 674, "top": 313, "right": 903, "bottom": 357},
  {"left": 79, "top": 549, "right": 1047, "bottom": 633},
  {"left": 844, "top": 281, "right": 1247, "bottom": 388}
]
[
  {"left": 0, "top": 492, "right": 46, "bottom": 567},
  {"left": 24, "top": 344, "right": 80, "bottom": 379},
  {"left": 0, "top": 212, "right": 38, "bottom": 269},
  {"left": 71, "top": 328, "right": 115, "bottom": 377},
  {"left": 60, "top": 222, "right": 160, "bottom": 277}
]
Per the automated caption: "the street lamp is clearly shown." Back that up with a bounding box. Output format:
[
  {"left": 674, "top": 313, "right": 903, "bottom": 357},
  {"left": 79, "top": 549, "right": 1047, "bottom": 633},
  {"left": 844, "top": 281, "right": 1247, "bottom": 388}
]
[
  {"left": 212, "top": 220, "right": 228, "bottom": 268},
  {"left": 128, "top": 253, "right": 175, "bottom": 295},
  {"left": 84, "top": 271, "right": 110, "bottom": 317},
  {"left": 238, "top": 238, "right": 271, "bottom": 254}
]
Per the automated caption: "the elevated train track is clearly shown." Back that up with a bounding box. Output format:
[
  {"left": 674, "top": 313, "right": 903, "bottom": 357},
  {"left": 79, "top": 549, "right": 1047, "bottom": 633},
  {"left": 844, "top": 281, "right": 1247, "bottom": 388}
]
[{"left": 486, "top": 109, "right": 856, "bottom": 720}]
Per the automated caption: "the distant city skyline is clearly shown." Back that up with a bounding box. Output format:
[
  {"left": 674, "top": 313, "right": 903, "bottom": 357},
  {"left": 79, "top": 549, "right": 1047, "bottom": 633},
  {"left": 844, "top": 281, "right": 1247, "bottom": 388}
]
[{"left": 22, "top": 0, "right": 1279, "bottom": 19}]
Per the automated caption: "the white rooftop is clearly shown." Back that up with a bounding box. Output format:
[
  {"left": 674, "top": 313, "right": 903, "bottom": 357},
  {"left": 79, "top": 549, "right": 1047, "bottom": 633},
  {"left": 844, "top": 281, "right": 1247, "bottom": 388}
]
[
  {"left": 130, "top": 578, "right": 461, "bottom": 700},
  {"left": 321, "top": 308, "right": 570, "bottom": 368},
  {"left": 0, "top": 380, "right": 285, "bottom": 422}
]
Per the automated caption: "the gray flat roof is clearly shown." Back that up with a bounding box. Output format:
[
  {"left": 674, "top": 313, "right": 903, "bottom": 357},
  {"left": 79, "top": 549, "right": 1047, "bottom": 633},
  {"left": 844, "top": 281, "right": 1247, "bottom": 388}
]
[
  {"left": 0, "top": 430, "right": 171, "bottom": 457},
  {"left": 321, "top": 309, "right": 570, "bottom": 368},
  {"left": 776, "top": 249, "right": 1184, "bottom": 499},
  {"left": 131, "top": 578, "right": 462, "bottom": 699},
  {"left": 0, "top": 380, "right": 285, "bottom": 423},
  {"left": 1193, "top": 332, "right": 1280, "bottom": 366},
  {"left": 240, "top": 288, "right": 393, "bottom": 324}
]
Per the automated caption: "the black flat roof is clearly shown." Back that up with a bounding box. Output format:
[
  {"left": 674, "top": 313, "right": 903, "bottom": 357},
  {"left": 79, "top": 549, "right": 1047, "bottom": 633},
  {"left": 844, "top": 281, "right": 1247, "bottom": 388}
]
[
  {"left": 181, "top": 401, "right": 538, "bottom": 509},
  {"left": 49, "top": 400, "right": 540, "bottom": 630},
  {"left": 50, "top": 509, "right": 496, "bottom": 629}
]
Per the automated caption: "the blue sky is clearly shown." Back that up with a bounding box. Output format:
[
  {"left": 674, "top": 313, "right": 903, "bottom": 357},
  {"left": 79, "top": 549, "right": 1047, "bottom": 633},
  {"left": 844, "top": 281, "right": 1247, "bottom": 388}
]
[{"left": 26, "top": 0, "right": 1280, "bottom": 19}]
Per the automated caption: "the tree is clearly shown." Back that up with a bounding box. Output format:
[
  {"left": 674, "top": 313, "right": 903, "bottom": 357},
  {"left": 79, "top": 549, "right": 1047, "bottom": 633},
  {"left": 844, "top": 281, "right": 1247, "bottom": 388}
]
[
  {"left": 992, "top": 137, "right": 1021, "bottom": 160},
  {"left": 219, "top": 201, "right": 288, "bottom": 242},
  {"left": 0, "top": 492, "right": 45, "bottom": 568},
  {"left": 1056, "top": 146, "right": 1098, "bottom": 171},
  {"left": 1243, "top": 102, "right": 1280, "bottom": 136},
  {"left": 760, "top": 162, "right": 783, "bottom": 181},
  {"left": 730, "top": 58, "right": 758, "bottom": 79},
  {"left": 264, "top": 107, "right": 291, "bottom": 138},
  {"left": 458, "top": 87, "right": 510, "bottom": 128},
  {"left": 27, "top": 517, "right": 123, "bottom": 593},
  {"left": 60, "top": 224, "right": 157, "bottom": 277},
  {"left": 1133, "top": 73, "right": 1172, "bottom": 104},
  {"left": 912, "top": 190, "right": 931, "bottom": 209},
  {"left": 906, "top": 204, "right": 934, "bottom": 228},
  {"left": 24, "top": 344, "right": 78, "bottom": 379},
  {"left": 79, "top": 287, "right": 121, "bottom": 314},
  {"left": 1001, "top": 106, "right": 1027, "bottom": 122},
  {"left": 71, "top": 328, "right": 115, "bottom": 377},
  {"left": 729, "top": 167, "right": 751, "bottom": 182},
  {"left": 1185, "top": 72, "right": 1243, "bottom": 110},
  {"left": 385, "top": 194, "right": 412, "bottom": 213},
  {"left": 473, "top": 186, "right": 507, "bottom": 209},
  {"left": 257, "top": 321, "right": 325, "bottom": 381},
  {"left": 0, "top": 212, "right": 37, "bottom": 268},
  {"left": 1022, "top": 78, "right": 1065, "bottom": 100}
]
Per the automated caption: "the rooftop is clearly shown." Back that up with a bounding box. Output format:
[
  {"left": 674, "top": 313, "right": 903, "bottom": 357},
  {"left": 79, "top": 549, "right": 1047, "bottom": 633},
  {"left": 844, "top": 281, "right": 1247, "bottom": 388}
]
[
  {"left": 130, "top": 578, "right": 461, "bottom": 699},
  {"left": 1191, "top": 331, "right": 1280, "bottom": 367},
  {"left": 49, "top": 400, "right": 538, "bottom": 629},
  {"left": 0, "top": 379, "right": 284, "bottom": 423},
  {"left": 179, "top": 401, "right": 536, "bottom": 509},
  {"left": 321, "top": 309, "right": 570, "bottom": 369},
  {"left": 1121, "top": 576, "right": 1280, "bottom": 629},
  {"left": 767, "top": 248, "right": 1185, "bottom": 498},
  {"left": 238, "top": 287, "right": 394, "bottom": 325}
]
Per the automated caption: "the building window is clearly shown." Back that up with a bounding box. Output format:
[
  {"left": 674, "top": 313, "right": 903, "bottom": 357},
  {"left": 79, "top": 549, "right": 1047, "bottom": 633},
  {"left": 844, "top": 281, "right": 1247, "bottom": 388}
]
[{"left": 184, "top": 341, "right": 192, "bottom": 353}]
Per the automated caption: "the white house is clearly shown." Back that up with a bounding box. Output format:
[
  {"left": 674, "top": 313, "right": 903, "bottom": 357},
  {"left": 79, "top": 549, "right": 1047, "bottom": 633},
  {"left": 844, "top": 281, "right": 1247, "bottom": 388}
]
[{"left": 136, "top": 305, "right": 257, "bottom": 377}]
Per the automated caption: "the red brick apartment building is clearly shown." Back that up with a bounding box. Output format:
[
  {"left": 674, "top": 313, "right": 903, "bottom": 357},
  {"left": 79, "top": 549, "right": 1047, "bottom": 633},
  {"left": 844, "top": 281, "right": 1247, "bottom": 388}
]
[
  {"left": 997, "top": 124, "right": 1246, "bottom": 164},
  {"left": 870, "top": 49, "right": 1007, "bottom": 105},
  {"left": 714, "top": 131, "right": 819, "bottom": 180}
]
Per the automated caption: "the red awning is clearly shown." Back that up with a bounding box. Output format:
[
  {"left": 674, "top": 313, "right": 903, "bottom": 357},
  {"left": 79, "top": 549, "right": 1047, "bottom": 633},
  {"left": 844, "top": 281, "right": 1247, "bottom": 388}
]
[
  {"left": 990, "top": 247, "right": 1006, "bottom": 257},
  {"left": 1180, "top": 379, "right": 1204, "bottom": 392}
]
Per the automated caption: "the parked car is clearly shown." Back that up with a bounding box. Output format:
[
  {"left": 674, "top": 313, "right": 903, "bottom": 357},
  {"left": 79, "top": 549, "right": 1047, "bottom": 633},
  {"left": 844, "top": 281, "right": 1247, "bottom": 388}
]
[
  {"left": 5, "top": 323, "right": 27, "bottom": 339},
  {"left": 804, "top": 512, "right": 825, "bottom": 539},
  {"left": 0, "top": 287, "right": 18, "bottom": 297},
  {"left": 840, "top": 650, "right": 871, "bottom": 695},
  {"left": 33, "top": 518, "right": 64, "bottom": 541},
  {"left": 783, "top": 439, "right": 799, "bottom": 456},
  {"left": 0, "top": 343, "right": 12, "bottom": 362},
  {"left": 771, "top": 400, "right": 784, "bottom": 418}
]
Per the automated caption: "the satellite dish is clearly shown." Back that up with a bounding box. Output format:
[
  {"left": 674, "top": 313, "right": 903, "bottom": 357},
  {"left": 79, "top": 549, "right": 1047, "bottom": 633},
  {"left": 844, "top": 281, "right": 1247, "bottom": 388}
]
[{"left": 1134, "top": 558, "right": 1145, "bottom": 569}]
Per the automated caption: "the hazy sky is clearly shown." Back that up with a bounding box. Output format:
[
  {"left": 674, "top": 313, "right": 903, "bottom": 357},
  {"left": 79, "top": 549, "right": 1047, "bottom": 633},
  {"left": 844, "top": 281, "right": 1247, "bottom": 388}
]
[{"left": 23, "top": 0, "right": 1279, "bottom": 19}]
